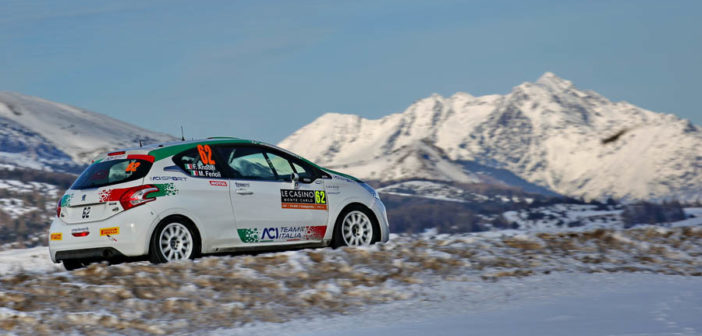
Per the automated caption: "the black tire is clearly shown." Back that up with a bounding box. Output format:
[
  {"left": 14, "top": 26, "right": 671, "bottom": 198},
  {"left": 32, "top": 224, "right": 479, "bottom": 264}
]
[
  {"left": 63, "top": 259, "right": 86, "bottom": 271},
  {"left": 149, "top": 218, "right": 200, "bottom": 264},
  {"left": 331, "top": 204, "right": 380, "bottom": 248}
]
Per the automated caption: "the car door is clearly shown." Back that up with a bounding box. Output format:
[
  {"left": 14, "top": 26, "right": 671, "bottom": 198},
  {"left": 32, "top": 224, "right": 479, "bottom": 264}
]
[
  {"left": 170, "top": 145, "right": 236, "bottom": 248},
  {"left": 214, "top": 145, "right": 328, "bottom": 245}
]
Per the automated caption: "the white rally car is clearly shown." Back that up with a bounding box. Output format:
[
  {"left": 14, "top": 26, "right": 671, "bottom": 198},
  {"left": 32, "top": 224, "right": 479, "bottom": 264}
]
[{"left": 49, "top": 138, "right": 389, "bottom": 270}]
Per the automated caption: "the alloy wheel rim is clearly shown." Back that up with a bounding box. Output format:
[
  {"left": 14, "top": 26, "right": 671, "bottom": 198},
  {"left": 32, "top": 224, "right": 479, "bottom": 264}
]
[
  {"left": 341, "top": 211, "right": 373, "bottom": 246},
  {"left": 159, "top": 223, "right": 193, "bottom": 261}
]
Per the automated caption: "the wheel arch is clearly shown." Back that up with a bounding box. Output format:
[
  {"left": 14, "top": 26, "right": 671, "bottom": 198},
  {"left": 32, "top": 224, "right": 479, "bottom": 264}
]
[
  {"left": 149, "top": 214, "right": 203, "bottom": 257},
  {"left": 333, "top": 202, "right": 381, "bottom": 244}
]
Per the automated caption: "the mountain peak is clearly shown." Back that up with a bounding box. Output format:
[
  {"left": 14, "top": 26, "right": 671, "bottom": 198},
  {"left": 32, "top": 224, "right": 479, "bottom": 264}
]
[
  {"left": 279, "top": 74, "right": 702, "bottom": 202},
  {"left": 451, "top": 92, "right": 474, "bottom": 100},
  {"left": 535, "top": 72, "right": 573, "bottom": 91}
]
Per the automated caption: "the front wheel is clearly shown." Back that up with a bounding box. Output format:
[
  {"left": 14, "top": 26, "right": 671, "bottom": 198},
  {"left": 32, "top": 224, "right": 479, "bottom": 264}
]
[
  {"left": 149, "top": 220, "right": 198, "bottom": 264},
  {"left": 332, "top": 205, "right": 380, "bottom": 248}
]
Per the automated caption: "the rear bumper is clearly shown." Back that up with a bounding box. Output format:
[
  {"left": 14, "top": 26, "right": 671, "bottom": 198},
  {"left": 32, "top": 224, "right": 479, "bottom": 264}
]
[
  {"left": 48, "top": 204, "right": 157, "bottom": 263},
  {"left": 55, "top": 247, "right": 127, "bottom": 262}
]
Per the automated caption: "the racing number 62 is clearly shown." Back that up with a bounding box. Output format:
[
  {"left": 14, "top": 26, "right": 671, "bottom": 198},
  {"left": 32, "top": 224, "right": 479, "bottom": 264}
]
[
  {"left": 197, "top": 144, "right": 216, "bottom": 165},
  {"left": 315, "top": 191, "right": 326, "bottom": 204}
]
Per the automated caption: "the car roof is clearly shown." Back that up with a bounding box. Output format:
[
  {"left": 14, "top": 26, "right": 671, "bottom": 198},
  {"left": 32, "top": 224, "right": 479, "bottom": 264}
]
[{"left": 98, "top": 137, "right": 363, "bottom": 183}]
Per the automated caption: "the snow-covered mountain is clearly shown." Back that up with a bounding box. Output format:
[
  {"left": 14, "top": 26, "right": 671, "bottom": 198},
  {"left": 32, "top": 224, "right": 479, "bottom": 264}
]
[
  {"left": 0, "top": 92, "right": 175, "bottom": 172},
  {"left": 279, "top": 73, "right": 702, "bottom": 201}
]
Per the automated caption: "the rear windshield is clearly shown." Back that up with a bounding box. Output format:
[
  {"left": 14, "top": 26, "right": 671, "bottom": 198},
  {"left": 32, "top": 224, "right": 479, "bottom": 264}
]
[{"left": 71, "top": 159, "right": 152, "bottom": 190}]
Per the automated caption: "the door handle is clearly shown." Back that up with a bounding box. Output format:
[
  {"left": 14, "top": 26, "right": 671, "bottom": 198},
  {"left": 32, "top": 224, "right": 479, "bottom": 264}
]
[{"left": 235, "top": 189, "right": 253, "bottom": 195}]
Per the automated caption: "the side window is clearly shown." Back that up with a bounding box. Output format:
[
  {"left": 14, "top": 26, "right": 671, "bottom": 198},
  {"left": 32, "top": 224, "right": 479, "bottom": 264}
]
[
  {"left": 264, "top": 149, "right": 317, "bottom": 182},
  {"left": 218, "top": 147, "right": 276, "bottom": 180},
  {"left": 266, "top": 152, "right": 295, "bottom": 181},
  {"left": 173, "top": 145, "right": 223, "bottom": 178},
  {"left": 291, "top": 161, "right": 314, "bottom": 181}
]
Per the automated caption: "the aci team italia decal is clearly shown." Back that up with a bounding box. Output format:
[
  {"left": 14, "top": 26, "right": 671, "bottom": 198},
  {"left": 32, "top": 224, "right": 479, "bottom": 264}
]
[
  {"left": 238, "top": 226, "right": 327, "bottom": 243},
  {"left": 280, "top": 189, "right": 327, "bottom": 210}
]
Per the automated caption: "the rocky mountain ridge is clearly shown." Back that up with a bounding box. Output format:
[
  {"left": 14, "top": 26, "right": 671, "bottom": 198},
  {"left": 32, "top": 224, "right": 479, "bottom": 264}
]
[{"left": 279, "top": 73, "right": 702, "bottom": 201}]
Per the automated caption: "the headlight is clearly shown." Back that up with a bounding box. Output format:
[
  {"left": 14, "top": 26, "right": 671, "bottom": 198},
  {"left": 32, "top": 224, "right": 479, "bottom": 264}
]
[{"left": 360, "top": 182, "right": 380, "bottom": 199}]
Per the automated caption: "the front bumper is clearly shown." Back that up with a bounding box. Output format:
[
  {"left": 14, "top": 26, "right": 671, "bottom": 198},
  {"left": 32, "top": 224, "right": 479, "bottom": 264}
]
[
  {"left": 370, "top": 198, "right": 390, "bottom": 242},
  {"left": 48, "top": 204, "right": 158, "bottom": 263}
]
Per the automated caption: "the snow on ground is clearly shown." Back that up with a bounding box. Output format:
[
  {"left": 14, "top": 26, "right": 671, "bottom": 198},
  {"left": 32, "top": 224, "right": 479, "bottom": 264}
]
[
  {"left": 502, "top": 204, "right": 623, "bottom": 231},
  {"left": 501, "top": 204, "right": 702, "bottom": 231},
  {"left": 378, "top": 181, "right": 471, "bottom": 203},
  {"left": 0, "top": 224, "right": 700, "bottom": 335},
  {"left": 0, "top": 198, "right": 39, "bottom": 218},
  {"left": 218, "top": 272, "right": 702, "bottom": 336},
  {"left": 0, "top": 246, "right": 62, "bottom": 275},
  {"left": 377, "top": 180, "right": 533, "bottom": 204}
]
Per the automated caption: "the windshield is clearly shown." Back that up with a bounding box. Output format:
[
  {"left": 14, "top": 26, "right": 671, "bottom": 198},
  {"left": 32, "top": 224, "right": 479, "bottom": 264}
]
[{"left": 71, "top": 159, "right": 152, "bottom": 190}]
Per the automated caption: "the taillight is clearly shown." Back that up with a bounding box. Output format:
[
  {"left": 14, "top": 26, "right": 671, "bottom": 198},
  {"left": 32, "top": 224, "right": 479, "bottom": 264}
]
[
  {"left": 56, "top": 199, "right": 61, "bottom": 218},
  {"left": 120, "top": 185, "right": 159, "bottom": 211}
]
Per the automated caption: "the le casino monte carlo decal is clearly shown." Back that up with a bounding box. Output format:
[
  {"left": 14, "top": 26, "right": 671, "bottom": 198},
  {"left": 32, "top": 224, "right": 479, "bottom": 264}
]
[{"left": 280, "top": 189, "right": 327, "bottom": 210}]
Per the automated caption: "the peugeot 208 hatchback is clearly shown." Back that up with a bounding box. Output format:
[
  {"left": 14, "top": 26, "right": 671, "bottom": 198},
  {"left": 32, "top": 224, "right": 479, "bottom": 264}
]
[{"left": 49, "top": 138, "right": 389, "bottom": 270}]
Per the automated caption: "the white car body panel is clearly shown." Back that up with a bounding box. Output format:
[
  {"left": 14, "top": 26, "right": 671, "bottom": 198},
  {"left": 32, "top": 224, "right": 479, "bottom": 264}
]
[{"left": 48, "top": 139, "right": 389, "bottom": 264}]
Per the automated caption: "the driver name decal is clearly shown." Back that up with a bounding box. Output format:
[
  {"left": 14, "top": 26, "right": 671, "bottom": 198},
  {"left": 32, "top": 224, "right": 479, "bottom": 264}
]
[{"left": 280, "top": 189, "right": 327, "bottom": 210}]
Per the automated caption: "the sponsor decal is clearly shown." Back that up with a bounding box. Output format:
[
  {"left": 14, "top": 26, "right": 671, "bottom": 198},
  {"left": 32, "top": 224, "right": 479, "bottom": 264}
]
[
  {"left": 151, "top": 176, "right": 187, "bottom": 182},
  {"left": 50, "top": 233, "right": 62, "bottom": 241},
  {"left": 235, "top": 182, "right": 250, "bottom": 188},
  {"left": 100, "top": 227, "right": 119, "bottom": 236},
  {"left": 237, "top": 225, "right": 327, "bottom": 243},
  {"left": 81, "top": 194, "right": 86, "bottom": 202},
  {"left": 280, "top": 189, "right": 328, "bottom": 210},
  {"left": 209, "top": 180, "right": 228, "bottom": 187}
]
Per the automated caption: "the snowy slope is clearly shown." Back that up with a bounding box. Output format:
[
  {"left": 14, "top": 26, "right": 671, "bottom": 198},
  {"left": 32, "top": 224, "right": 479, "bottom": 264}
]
[
  {"left": 0, "top": 92, "right": 175, "bottom": 170},
  {"left": 279, "top": 73, "right": 702, "bottom": 201}
]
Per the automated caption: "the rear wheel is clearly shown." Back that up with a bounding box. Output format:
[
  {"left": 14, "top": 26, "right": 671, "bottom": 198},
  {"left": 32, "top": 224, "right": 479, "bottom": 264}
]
[
  {"left": 149, "top": 220, "right": 199, "bottom": 264},
  {"left": 332, "top": 205, "right": 379, "bottom": 248}
]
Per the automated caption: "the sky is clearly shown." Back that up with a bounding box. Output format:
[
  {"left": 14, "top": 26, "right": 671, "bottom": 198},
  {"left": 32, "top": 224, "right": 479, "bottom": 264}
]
[{"left": 0, "top": 0, "right": 700, "bottom": 143}]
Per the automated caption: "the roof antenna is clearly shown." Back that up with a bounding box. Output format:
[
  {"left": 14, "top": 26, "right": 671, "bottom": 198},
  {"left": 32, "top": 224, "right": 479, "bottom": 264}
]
[
  {"left": 139, "top": 139, "right": 143, "bottom": 148},
  {"left": 180, "top": 126, "right": 185, "bottom": 141}
]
